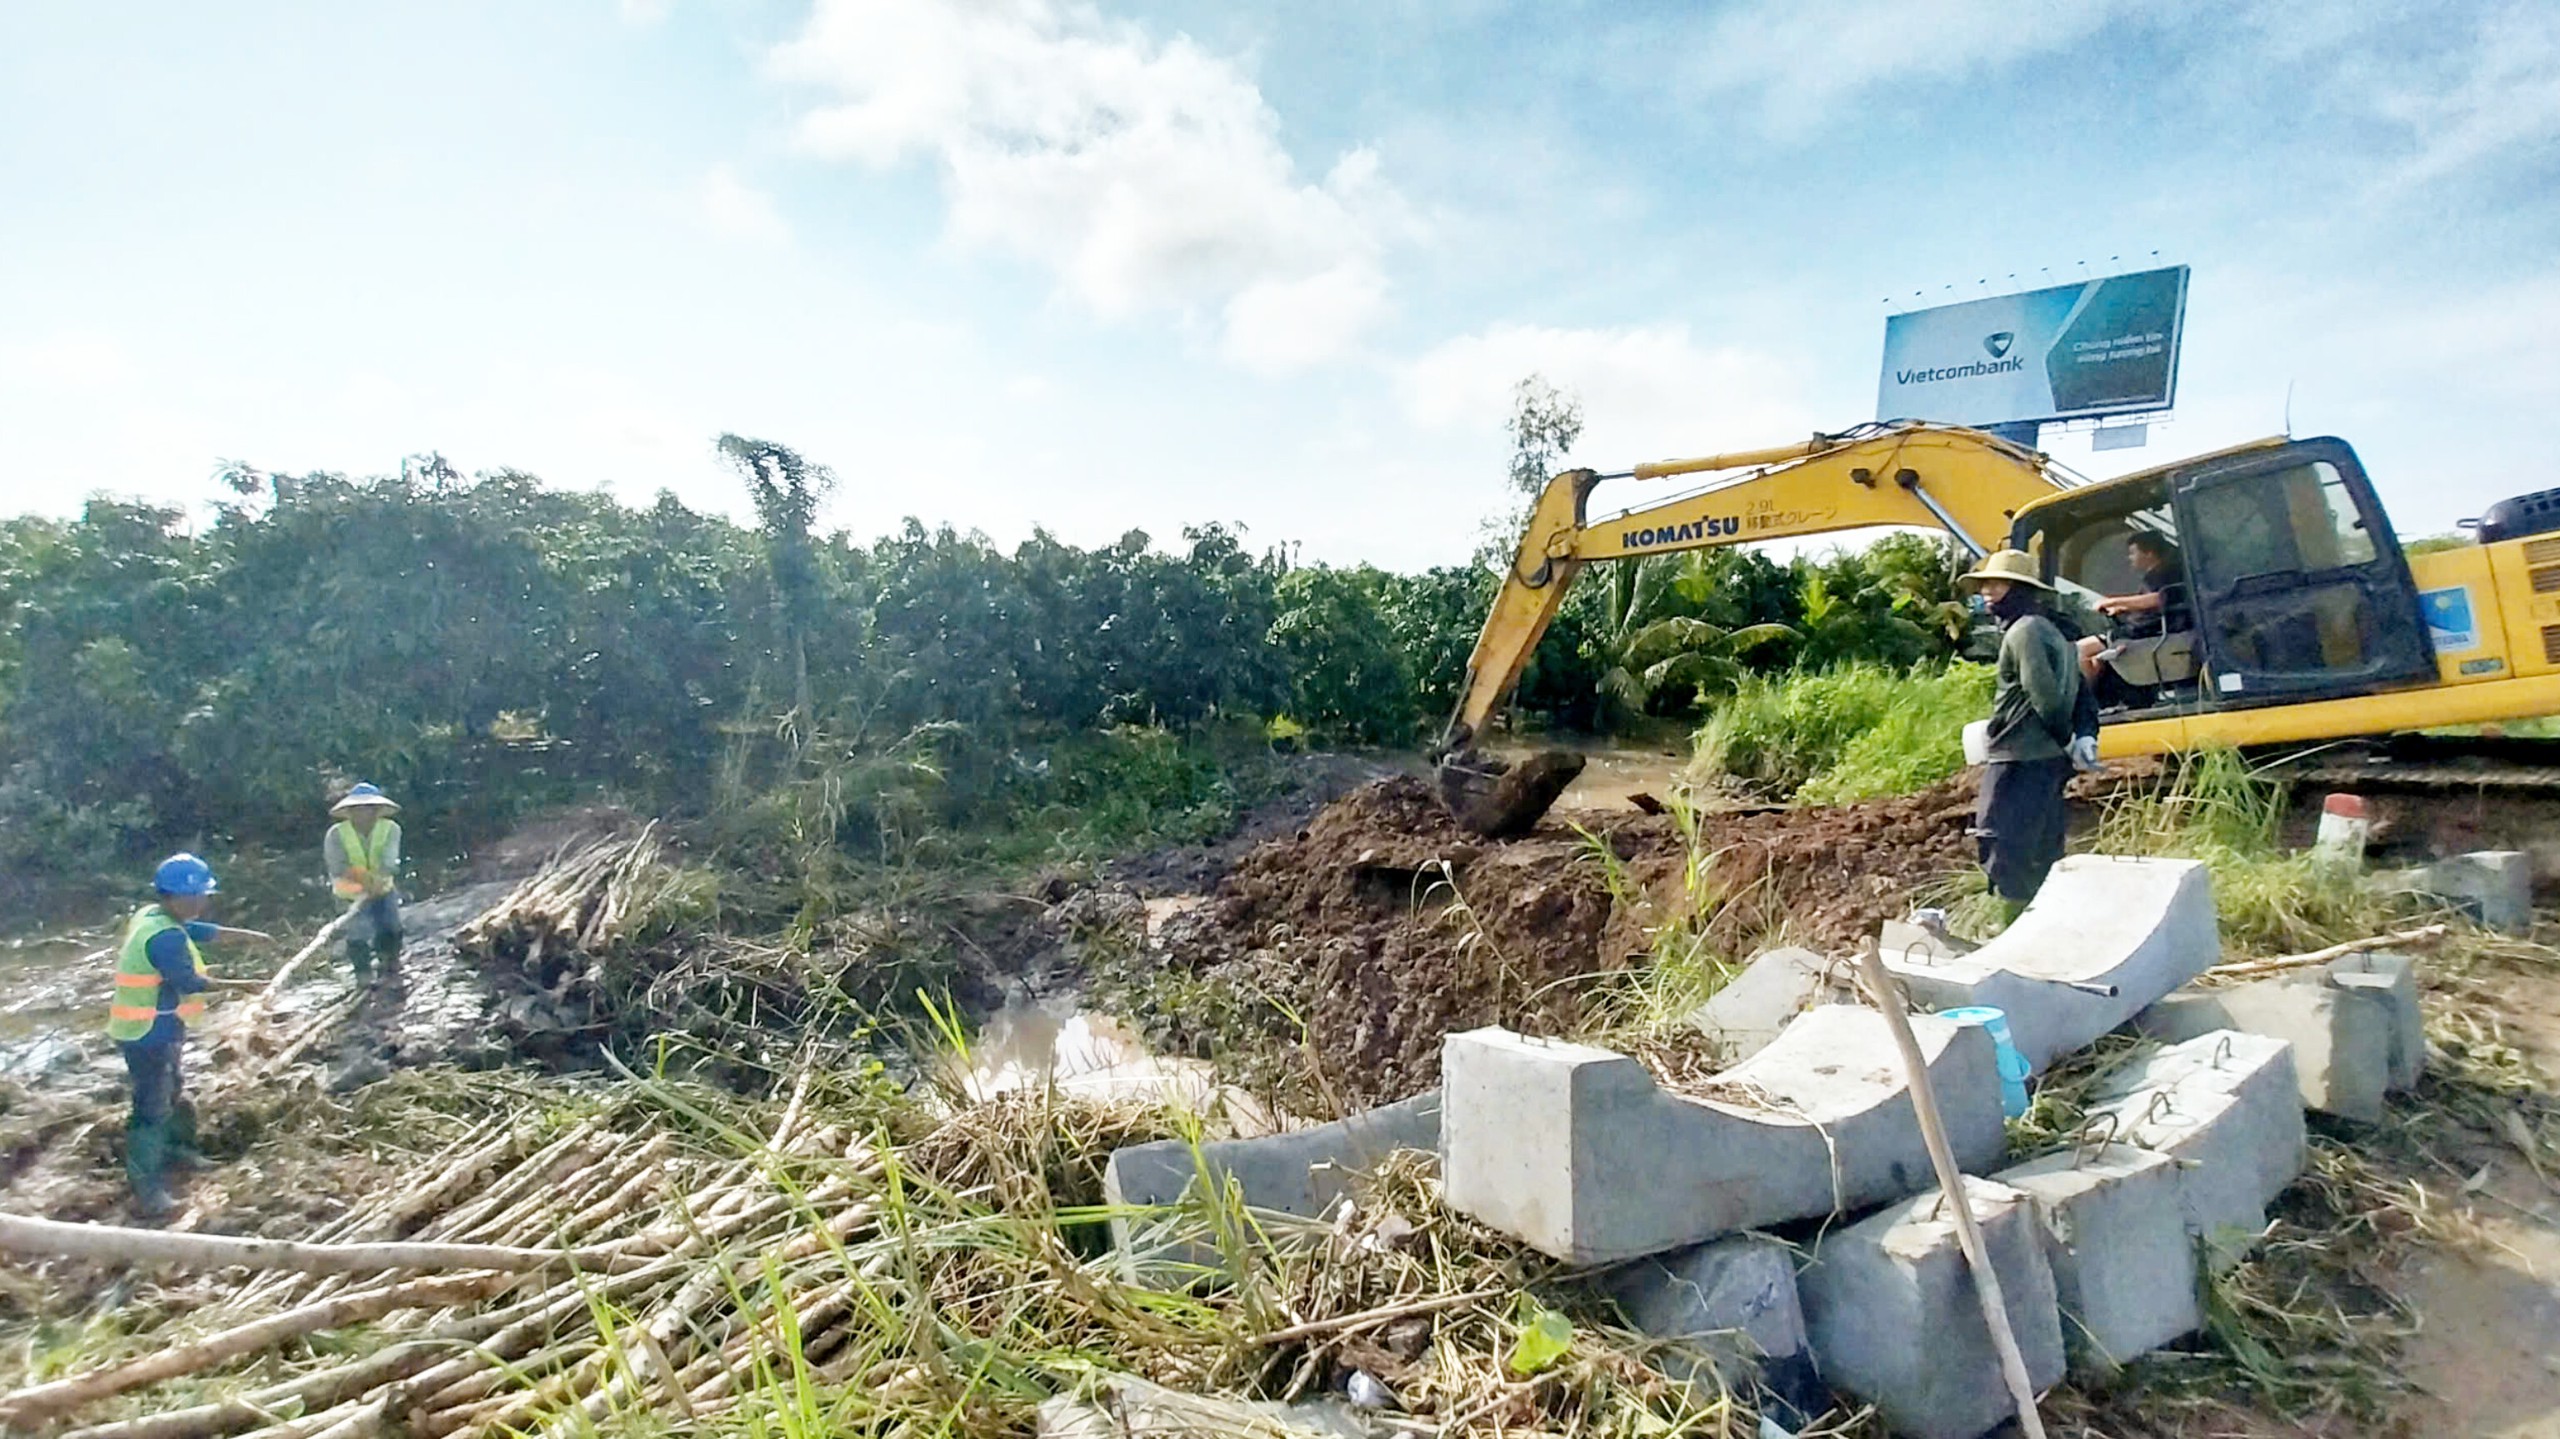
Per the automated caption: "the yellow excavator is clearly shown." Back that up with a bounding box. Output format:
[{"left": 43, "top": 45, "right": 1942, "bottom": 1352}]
[{"left": 1437, "top": 421, "right": 2560, "bottom": 835}]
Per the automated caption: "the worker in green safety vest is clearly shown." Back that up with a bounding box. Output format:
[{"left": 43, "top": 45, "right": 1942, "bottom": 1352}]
[
  {"left": 324, "top": 783, "right": 404, "bottom": 981},
  {"left": 108, "top": 853, "right": 230, "bottom": 1217}
]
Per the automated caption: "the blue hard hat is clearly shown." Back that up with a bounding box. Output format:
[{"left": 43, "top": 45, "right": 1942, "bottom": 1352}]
[{"left": 153, "top": 853, "right": 219, "bottom": 897}]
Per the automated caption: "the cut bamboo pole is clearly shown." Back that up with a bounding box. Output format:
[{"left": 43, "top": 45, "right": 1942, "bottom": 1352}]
[
  {"left": 1856, "top": 944, "right": 2048, "bottom": 1439},
  {"left": 364, "top": 1121, "right": 529, "bottom": 1236},
  {"left": 0, "top": 1212, "right": 651, "bottom": 1275},
  {"left": 417, "top": 1124, "right": 607, "bottom": 1244},
  {"left": 0, "top": 1272, "right": 515, "bottom": 1426},
  {"left": 63, "top": 1291, "right": 551, "bottom": 1439},
  {"left": 548, "top": 1141, "right": 672, "bottom": 1244},
  {"left": 236, "top": 1121, "right": 523, "bottom": 1314},
  {"left": 254, "top": 914, "right": 355, "bottom": 1012}
]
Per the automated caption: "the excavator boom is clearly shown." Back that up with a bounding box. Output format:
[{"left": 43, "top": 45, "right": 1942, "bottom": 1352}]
[{"left": 1437, "top": 422, "right": 2068, "bottom": 835}]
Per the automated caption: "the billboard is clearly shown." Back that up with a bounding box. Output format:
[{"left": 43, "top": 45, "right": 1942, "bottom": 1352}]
[{"left": 1877, "top": 265, "right": 2188, "bottom": 428}]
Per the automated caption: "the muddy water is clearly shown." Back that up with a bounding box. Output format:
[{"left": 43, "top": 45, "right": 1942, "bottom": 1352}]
[
  {"left": 1483, "top": 732, "right": 1697, "bottom": 816},
  {"left": 0, "top": 883, "right": 533, "bottom": 1095},
  {"left": 957, "top": 990, "right": 1276, "bottom": 1133},
  {"left": 0, "top": 930, "right": 125, "bottom": 1092}
]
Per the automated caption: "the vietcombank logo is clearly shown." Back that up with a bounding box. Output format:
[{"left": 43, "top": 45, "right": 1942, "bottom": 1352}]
[{"left": 1895, "top": 335, "right": 2027, "bottom": 386}]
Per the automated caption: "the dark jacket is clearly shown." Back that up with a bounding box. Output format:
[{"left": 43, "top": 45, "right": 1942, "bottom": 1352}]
[{"left": 1986, "top": 611, "right": 2088, "bottom": 763}]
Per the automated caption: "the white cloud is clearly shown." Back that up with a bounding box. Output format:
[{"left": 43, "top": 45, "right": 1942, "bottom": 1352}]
[
  {"left": 1684, "top": 0, "right": 2166, "bottom": 134},
  {"left": 1401, "top": 323, "right": 1814, "bottom": 468},
  {"left": 2365, "top": 4, "right": 2560, "bottom": 188},
  {"left": 1221, "top": 263, "right": 1388, "bottom": 374},
  {"left": 699, "top": 165, "right": 791, "bottom": 245},
  {"left": 770, "top": 0, "right": 1401, "bottom": 369}
]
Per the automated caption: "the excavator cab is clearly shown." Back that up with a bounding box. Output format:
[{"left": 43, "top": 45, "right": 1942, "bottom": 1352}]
[{"left": 2012, "top": 437, "right": 2436, "bottom": 716}]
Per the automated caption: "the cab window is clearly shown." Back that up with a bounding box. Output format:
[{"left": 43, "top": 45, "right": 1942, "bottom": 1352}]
[{"left": 2186, "top": 461, "right": 2371, "bottom": 589}]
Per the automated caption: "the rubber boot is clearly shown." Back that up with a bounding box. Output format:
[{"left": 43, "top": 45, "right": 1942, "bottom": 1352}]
[
  {"left": 375, "top": 932, "right": 403, "bottom": 977},
  {"left": 126, "top": 1115, "right": 177, "bottom": 1219},
  {"left": 346, "top": 935, "right": 373, "bottom": 984}
]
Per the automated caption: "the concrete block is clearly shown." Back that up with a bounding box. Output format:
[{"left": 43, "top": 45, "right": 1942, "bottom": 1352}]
[
  {"left": 1685, "top": 946, "right": 1838, "bottom": 1061},
  {"left": 1883, "top": 855, "right": 2218, "bottom": 1074},
  {"left": 2412, "top": 849, "right": 2532, "bottom": 933},
  {"left": 1605, "top": 1234, "right": 1820, "bottom": 1415},
  {"left": 1798, "top": 1176, "right": 2066, "bottom": 1439},
  {"left": 2088, "top": 1031, "right": 2305, "bottom": 1266},
  {"left": 1996, "top": 1144, "right": 2200, "bottom": 1376},
  {"left": 2327, "top": 951, "right": 2423, "bottom": 1091},
  {"left": 1441, "top": 1008, "right": 2004, "bottom": 1264},
  {"left": 2136, "top": 975, "right": 2393, "bottom": 1122},
  {"left": 1105, "top": 1091, "right": 1441, "bottom": 1265}
]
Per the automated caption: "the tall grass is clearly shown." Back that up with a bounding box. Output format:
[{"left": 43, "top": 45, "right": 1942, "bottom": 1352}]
[
  {"left": 1692, "top": 662, "right": 1992, "bottom": 803},
  {"left": 1569, "top": 794, "right": 1741, "bottom": 1046},
  {"left": 2091, "top": 747, "right": 2415, "bottom": 954}
]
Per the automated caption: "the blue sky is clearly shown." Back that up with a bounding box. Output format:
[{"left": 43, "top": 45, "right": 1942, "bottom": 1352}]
[{"left": 4, "top": 1, "right": 2554, "bottom": 569}]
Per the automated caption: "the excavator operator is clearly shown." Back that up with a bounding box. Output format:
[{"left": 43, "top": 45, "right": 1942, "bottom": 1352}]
[{"left": 2079, "top": 530, "right": 2190, "bottom": 711}]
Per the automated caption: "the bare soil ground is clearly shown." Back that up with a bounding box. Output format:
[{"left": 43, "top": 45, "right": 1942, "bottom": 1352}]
[{"left": 1104, "top": 773, "right": 1981, "bottom": 1106}]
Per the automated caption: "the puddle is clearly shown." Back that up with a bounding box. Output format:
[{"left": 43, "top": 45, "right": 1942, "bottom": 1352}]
[{"left": 959, "top": 996, "right": 1273, "bottom": 1133}]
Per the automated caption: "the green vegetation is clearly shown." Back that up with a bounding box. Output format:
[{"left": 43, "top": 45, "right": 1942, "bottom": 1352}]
[
  {"left": 1692, "top": 661, "right": 1993, "bottom": 802},
  {"left": 2400, "top": 532, "right": 2473, "bottom": 556},
  {"left": 2089, "top": 747, "right": 2414, "bottom": 954},
  {"left": 0, "top": 436, "right": 1981, "bottom": 902}
]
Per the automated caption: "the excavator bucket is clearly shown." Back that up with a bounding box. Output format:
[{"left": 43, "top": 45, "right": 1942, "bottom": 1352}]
[{"left": 1436, "top": 748, "right": 1587, "bottom": 839}]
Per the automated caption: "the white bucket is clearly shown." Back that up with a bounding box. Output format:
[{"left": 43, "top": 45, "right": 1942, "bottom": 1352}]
[{"left": 1960, "top": 719, "right": 1992, "bottom": 766}]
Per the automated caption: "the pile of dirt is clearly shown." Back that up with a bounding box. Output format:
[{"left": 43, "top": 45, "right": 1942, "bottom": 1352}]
[
  {"left": 1120, "top": 775, "right": 1984, "bottom": 1107},
  {"left": 1684, "top": 772, "right": 1983, "bottom": 954},
  {"left": 1106, "top": 752, "right": 1410, "bottom": 896}
]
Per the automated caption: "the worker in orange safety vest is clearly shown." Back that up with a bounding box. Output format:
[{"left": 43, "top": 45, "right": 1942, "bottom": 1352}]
[{"left": 107, "top": 854, "right": 230, "bottom": 1217}]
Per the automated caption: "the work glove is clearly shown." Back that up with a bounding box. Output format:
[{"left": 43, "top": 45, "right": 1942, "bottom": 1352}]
[{"left": 2068, "top": 734, "right": 2105, "bottom": 773}]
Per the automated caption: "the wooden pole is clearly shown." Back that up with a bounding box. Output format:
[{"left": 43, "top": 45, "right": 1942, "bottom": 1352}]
[
  {"left": 2202, "top": 923, "right": 2448, "bottom": 981},
  {"left": 1855, "top": 944, "right": 2048, "bottom": 1439},
  {"left": 256, "top": 912, "right": 354, "bottom": 1010}
]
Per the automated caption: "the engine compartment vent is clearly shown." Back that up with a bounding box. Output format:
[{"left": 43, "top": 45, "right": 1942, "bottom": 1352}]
[{"left": 2477, "top": 488, "right": 2560, "bottom": 545}]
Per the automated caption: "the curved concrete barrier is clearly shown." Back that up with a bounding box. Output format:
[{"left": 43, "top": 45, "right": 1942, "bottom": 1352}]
[
  {"left": 1103, "top": 1091, "right": 1442, "bottom": 1275},
  {"left": 1441, "top": 1006, "right": 2004, "bottom": 1263},
  {"left": 1884, "top": 855, "right": 2218, "bottom": 1074}
]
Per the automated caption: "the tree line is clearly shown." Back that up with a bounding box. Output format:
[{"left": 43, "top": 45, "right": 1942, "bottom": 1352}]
[{"left": 0, "top": 440, "right": 1971, "bottom": 883}]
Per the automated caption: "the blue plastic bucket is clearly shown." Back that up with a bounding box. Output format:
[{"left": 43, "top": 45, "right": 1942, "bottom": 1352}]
[{"left": 1939, "top": 1005, "right": 2031, "bottom": 1117}]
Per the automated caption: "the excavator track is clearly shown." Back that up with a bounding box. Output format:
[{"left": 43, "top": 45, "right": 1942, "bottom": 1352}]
[{"left": 2259, "top": 735, "right": 2560, "bottom": 796}]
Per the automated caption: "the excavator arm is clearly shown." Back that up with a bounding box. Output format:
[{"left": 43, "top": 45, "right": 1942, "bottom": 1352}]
[{"left": 1436, "top": 422, "right": 2068, "bottom": 835}]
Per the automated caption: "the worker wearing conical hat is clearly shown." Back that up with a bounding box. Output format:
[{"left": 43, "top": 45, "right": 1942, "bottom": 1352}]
[
  {"left": 1958, "top": 550, "right": 2101, "bottom": 907},
  {"left": 325, "top": 783, "right": 405, "bottom": 982}
]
